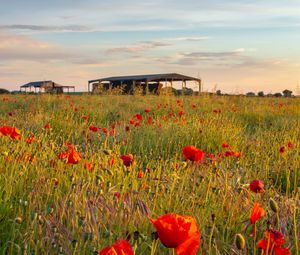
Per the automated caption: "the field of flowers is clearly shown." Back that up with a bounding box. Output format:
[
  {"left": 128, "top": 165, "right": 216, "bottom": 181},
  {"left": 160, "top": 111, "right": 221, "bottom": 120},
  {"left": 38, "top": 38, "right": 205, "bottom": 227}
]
[{"left": 0, "top": 94, "right": 299, "bottom": 255}]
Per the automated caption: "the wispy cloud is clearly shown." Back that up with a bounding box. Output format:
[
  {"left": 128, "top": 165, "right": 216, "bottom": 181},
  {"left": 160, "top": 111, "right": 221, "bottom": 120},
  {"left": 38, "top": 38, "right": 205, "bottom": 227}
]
[
  {"left": 0, "top": 24, "right": 91, "bottom": 32},
  {"left": 106, "top": 40, "right": 171, "bottom": 54}
]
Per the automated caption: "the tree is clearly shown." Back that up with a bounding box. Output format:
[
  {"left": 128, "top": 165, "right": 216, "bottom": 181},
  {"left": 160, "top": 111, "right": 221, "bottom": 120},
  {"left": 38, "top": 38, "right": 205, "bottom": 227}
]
[
  {"left": 282, "top": 89, "right": 293, "bottom": 97},
  {"left": 216, "top": 90, "right": 222, "bottom": 96},
  {"left": 257, "top": 91, "right": 264, "bottom": 97},
  {"left": 273, "top": 92, "right": 282, "bottom": 97}
]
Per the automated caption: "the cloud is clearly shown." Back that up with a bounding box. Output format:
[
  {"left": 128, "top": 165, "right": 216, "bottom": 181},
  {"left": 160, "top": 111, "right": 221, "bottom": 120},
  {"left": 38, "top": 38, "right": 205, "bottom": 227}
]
[
  {"left": 106, "top": 40, "right": 171, "bottom": 54},
  {"left": 0, "top": 24, "right": 91, "bottom": 32}
]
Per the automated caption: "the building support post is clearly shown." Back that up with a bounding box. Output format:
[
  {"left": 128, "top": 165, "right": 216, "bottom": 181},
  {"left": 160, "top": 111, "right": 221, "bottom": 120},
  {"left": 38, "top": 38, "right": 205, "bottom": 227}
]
[{"left": 198, "top": 79, "right": 201, "bottom": 95}]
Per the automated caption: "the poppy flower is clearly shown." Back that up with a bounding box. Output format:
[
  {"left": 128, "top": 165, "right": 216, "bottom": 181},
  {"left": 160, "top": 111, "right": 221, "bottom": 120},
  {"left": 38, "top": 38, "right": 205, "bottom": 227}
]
[
  {"left": 144, "top": 108, "right": 151, "bottom": 113},
  {"left": 84, "top": 161, "right": 94, "bottom": 172},
  {"left": 147, "top": 116, "right": 154, "bottom": 125},
  {"left": 279, "top": 147, "right": 285, "bottom": 154},
  {"left": 89, "top": 126, "right": 99, "bottom": 132},
  {"left": 224, "top": 150, "right": 235, "bottom": 157},
  {"left": 102, "top": 128, "right": 109, "bottom": 135},
  {"left": 26, "top": 134, "right": 35, "bottom": 144},
  {"left": 178, "top": 111, "right": 185, "bottom": 117},
  {"left": 234, "top": 152, "right": 241, "bottom": 158},
  {"left": 44, "top": 123, "right": 51, "bottom": 129},
  {"left": 182, "top": 146, "right": 205, "bottom": 162},
  {"left": 258, "top": 229, "right": 290, "bottom": 255},
  {"left": 135, "top": 114, "right": 143, "bottom": 121},
  {"left": 287, "top": 142, "right": 294, "bottom": 148},
  {"left": 58, "top": 144, "right": 81, "bottom": 164},
  {"left": 137, "top": 170, "right": 144, "bottom": 178},
  {"left": 250, "top": 203, "right": 265, "bottom": 236},
  {"left": 8, "top": 112, "right": 13, "bottom": 116},
  {"left": 222, "top": 143, "right": 229, "bottom": 148},
  {"left": 150, "top": 213, "right": 200, "bottom": 255},
  {"left": 120, "top": 154, "right": 134, "bottom": 167},
  {"left": 0, "top": 125, "right": 21, "bottom": 140},
  {"left": 250, "top": 180, "right": 265, "bottom": 193},
  {"left": 99, "top": 239, "right": 134, "bottom": 255}
]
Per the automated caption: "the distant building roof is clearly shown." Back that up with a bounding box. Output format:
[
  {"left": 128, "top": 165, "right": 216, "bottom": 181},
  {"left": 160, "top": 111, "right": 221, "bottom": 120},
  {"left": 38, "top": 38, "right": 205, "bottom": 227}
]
[
  {"left": 89, "top": 73, "right": 200, "bottom": 83},
  {"left": 20, "top": 80, "right": 74, "bottom": 88}
]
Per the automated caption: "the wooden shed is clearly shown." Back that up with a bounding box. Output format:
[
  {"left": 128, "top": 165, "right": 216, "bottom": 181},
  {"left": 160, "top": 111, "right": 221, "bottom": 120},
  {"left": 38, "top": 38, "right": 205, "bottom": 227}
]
[{"left": 20, "top": 81, "right": 75, "bottom": 94}]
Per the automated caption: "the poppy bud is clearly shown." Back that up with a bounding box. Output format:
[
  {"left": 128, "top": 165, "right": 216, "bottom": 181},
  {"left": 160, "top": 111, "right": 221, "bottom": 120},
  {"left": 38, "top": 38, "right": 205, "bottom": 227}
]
[
  {"left": 269, "top": 198, "right": 279, "bottom": 213},
  {"left": 235, "top": 233, "right": 245, "bottom": 250}
]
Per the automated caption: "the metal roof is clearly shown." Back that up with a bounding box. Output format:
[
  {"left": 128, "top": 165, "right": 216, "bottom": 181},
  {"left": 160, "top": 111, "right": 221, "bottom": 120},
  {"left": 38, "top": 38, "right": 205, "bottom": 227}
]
[
  {"left": 20, "top": 81, "right": 52, "bottom": 88},
  {"left": 20, "top": 81, "right": 75, "bottom": 88},
  {"left": 89, "top": 73, "right": 200, "bottom": 83}
]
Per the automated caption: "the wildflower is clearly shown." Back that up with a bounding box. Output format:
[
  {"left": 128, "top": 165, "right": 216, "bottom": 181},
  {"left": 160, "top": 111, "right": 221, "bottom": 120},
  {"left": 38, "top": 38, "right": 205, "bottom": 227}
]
[
  {"left": 137, "top": 170, "right": 144, "bottom": 178},
  {"left": 0, "top": 125, "right": 21, "bottom": 140},
  {"left": 250, "top": 180, "right": 265, "bottom": 193},
  {"left": 8, "top": 112, "right": 13, "bottom": 116},
  {"left": 182, "top": 146, "right": 205, "bottom": 162},
  {"left": 234, "top": 152, "right": 241, "bottom": 158},
  {"left": 84, "top": 161, "right": 94, "bottom": 172},
  {"left": 224, "top": 150, "right": 235, "bottom": 157},
  {"left": 58, "top": 144, "right": 81, "bottom": 164},
  {"left": 147, "top": 116, "right": 154, "bottom": 125},
  {"left": 258, "top": 230, "right": 290, "bottom": 255},
  {"left": 279, "top": 147, "right": 285, "bottom": 154},
  {"left": 178, "top": 111, "right": 185, "bottom": 117},
  {"left": 26, "top": 134, "right": 35, "bottom": 144},
  {"left": 144, "top": 108, "right": 151, "bottom": 113},
  {"left": 99, "top": 239, "right": 134, "bottom": 255},
  {"left": 150, "top": 213, "right": 200, "bottom": 255},
  {"left": 250, "top": 203, "right": 265, "bottom": 237},
  {"left": 120, "top": 154, "right": 134, "bottom": 167},
  {"left": 222, "top": 143, "right": 229, "bottom": 148},
  {"left": 89, "top": 126, "right": 99, "bottom": 132},
  {"left": 44, "top": 123, "right": 51, "bottom": 129},
  {"left": 287, "top": 142, "right": 294, "bottom": 148},
  {"left": 135, "top": 114, "right": 143, "bottom": 121}
]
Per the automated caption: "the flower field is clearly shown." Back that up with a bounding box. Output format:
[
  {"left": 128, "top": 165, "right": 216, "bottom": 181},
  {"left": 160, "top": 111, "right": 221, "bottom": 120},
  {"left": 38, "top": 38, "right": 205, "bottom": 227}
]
[{"left": 0, "top": 94, "right": 299, "bottom": 255}]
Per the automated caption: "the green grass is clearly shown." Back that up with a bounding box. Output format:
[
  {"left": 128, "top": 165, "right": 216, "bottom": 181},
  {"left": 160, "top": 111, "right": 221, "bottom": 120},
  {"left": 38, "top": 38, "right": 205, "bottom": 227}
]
[{"left": 0, "top": 94, "right": 299, "bottom": 254}]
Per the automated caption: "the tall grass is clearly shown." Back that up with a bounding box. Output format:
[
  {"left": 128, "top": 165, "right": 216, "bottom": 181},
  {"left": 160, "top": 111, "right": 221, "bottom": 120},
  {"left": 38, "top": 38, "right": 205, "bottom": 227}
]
[{"left": 0, "top": 94, "right": 299, "bottom": 254}]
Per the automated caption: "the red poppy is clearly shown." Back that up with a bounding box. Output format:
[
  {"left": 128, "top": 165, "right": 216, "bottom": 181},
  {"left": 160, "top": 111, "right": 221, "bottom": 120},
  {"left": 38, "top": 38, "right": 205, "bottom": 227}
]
[
  {"left": 287, "top": 142, "right": 294, "bottom": 148},
  {"left": 99, "top": 239, "right": 134, "bottom": 255},
  {"left": 120, "top": 154, "right": 134, "bottom": 167},
  {"left": 279, "top": 147, "right": 285, "bottom": 154},
  {"left": 147, "top": 116, "right": 154, "bottom": 125},
  {"left": 234, "top": 152, "right": 241, "bottom": 158},
  {"left": 89, "top": 126, "right": 99, "bottom": 132},
  {"left": 258, "top": 230, "right": 290, "bottom": 255},
  {"left": 222, "top": 143, "right": 229, "bottom": 148},
  {"left": 250, "top": 180, "right": 265, "bottom": 193},
  {"left": 0, "top": 125, "right": 21, "bottom": 140},
  {"left": 182, "top": 146, "right": 205, "bottom": 162},
  {"left": 178, "top": 111, "right": 185, "bottom": 117},
  {"left": 150, "top": 213, "right": 200, "bottom": 255},
  {"left": 58, "top": 144, "right": 81, "bottom": 164},
  {"left": 137, "top": 170, "right": 144, "bottom": 178},
  {"left": 26, "top": 134, "right": 35, "bottom": 144},
  {"left": 250, "top": 203, "right": 265, "bottom": 236},
  {"left": 224, "top": 150, "right": 235, "bottom": 157},
  {"left": 8, "top": 112, "right": 13, "bottom": 116},
  {"left": 84, "top": 161, "right": 94, "bottom": 172},
  {"left": 135, "top": 114, "right": 143, "bottom": 121},
  {"left": 44, "top": 123, "right": 51, "bottom": 129},
  {"left": 144, "top": 108, "right": 151, "bottom": 113},
  {"left": 102, "top": 128, "right": 109, "bottom": 135}
]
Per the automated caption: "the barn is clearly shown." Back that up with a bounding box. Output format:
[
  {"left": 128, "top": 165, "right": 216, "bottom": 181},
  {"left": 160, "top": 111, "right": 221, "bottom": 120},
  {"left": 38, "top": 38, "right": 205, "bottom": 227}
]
[
  {"left": 88, "top": 73, "right": 201, "bottom": 95},
  {"left": 20, "top": 81, "right": 75, "bottom": 94}
]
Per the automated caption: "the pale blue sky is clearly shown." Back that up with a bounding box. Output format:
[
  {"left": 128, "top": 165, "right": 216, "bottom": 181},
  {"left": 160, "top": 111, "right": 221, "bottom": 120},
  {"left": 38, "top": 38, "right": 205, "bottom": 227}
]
[{"left": 0, "top": 0, "right": 300, "bottom": 93}]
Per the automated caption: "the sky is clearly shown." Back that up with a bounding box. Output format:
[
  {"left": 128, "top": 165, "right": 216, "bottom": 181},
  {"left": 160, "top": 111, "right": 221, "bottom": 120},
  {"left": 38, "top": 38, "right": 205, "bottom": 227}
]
[{"left": 0, "top": 0, "right": 300, "bottom": 93}]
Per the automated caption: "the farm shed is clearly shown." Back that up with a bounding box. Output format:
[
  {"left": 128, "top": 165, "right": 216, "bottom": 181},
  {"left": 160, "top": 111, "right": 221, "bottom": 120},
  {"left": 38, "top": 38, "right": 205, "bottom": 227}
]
[
  {"left": 88, "top": 73, "right": 201, "bottom": 94},
  {"left": 20, "top": 81, "right": 75, "bottom": 94}
]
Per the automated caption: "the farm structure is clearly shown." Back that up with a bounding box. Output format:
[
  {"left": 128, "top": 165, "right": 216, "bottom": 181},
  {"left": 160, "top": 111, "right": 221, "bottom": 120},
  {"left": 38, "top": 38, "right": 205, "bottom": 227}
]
[
  {"left": 20, "top": 81, "right": 75, "bottom": 94},
  {"left": 88, "top": 73, "right": 201, "bottom": 94}
]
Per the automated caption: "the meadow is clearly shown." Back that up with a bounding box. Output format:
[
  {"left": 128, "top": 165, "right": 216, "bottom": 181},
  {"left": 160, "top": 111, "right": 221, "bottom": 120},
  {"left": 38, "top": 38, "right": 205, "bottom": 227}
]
[{"left": 0, "top": 94, "right": 299, "bottom": 255}]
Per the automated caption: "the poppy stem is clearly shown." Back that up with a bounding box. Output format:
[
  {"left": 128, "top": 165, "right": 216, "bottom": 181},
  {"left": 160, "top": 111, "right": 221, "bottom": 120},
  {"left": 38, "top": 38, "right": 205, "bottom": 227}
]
[{"left": 294, "top": 204, "right": 299, "bottom": 255}]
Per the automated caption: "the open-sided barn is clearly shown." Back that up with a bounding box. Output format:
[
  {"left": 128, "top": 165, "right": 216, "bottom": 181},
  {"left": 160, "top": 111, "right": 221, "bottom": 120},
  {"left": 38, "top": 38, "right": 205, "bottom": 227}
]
[
  {"left": 20, "top": 81, "right": 75, "bottom": 94},
  {"left": 88, "top": 73, "right": 201, "bottom": 94}
]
